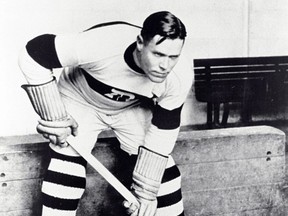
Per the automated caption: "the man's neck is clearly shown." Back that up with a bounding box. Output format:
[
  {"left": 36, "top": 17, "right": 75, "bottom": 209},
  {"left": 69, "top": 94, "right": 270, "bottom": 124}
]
[{"left": 124, "top": 42, "right": 145, "bottom": 74}]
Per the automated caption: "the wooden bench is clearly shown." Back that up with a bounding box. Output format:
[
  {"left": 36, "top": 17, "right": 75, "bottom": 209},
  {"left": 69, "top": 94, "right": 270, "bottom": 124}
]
[
  {"left": 1, "top": 126, "right": 287, "bottom": 215},
  {"left": 194, "top": 56, "right": 288, "bottom": 128}
]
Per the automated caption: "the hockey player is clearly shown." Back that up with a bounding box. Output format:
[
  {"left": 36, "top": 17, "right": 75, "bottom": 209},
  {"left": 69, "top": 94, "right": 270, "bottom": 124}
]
[{"left": 18, "top": 11, "right": 193, "bottom": 216}]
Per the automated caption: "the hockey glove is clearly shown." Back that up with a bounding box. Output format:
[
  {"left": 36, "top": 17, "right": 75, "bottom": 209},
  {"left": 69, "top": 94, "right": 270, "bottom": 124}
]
[
  {"left": 22, "top": 77, "right": 77, "bottom": 146},
  {"left": 130, "top": 146, "right": 168, "bottom": 216}
]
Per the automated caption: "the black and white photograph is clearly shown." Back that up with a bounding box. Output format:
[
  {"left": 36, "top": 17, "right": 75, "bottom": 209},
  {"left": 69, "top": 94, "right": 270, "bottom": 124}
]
[{"left": 1, "top": 0, "right": 288, "bottom": 215}]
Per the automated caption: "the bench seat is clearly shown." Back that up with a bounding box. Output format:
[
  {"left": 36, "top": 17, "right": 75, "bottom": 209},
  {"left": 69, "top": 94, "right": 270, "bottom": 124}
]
[{"left": 194, "top": 56, "right": 288, "bottom": 128}]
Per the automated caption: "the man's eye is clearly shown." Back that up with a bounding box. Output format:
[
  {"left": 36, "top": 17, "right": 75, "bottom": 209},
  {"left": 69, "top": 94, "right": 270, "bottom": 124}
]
[{"left": 170, "top": 56, "right": 178, "bottom": 60}]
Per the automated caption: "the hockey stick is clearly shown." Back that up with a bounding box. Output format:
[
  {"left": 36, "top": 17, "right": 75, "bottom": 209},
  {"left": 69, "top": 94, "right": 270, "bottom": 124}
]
[
  {"left": 66, "top": 136, "right": 139, "bottom": 205},
  {"left": 21, "top": 81, "right": 138, "bottom": 206}
]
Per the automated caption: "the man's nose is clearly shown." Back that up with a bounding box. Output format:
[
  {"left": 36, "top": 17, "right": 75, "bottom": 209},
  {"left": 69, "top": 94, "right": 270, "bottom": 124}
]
[{"left": 159, "top": 57, "right": 169, "bottom": 71}]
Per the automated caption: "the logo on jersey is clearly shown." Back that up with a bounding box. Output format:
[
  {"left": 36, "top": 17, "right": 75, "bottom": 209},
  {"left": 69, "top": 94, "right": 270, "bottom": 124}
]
[{"left": 105, "top": 88, "right": 136, "bottom": 102}]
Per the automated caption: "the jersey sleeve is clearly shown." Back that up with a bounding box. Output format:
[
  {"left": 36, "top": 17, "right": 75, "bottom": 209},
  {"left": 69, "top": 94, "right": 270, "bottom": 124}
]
[
  {"left": 144, "top": 54, "right": 194, "bottom": 155},
  {"left": 19, "top": 24, "right": 140, "bottom": 84},
  {"left": 18, "top": 33, "right": 79, "bottom": 84}
]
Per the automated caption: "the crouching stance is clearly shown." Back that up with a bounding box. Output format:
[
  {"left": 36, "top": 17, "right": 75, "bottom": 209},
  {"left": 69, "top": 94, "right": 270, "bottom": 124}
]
[{"left": 19, "top": 11, "right": 193, "bottom": 215}]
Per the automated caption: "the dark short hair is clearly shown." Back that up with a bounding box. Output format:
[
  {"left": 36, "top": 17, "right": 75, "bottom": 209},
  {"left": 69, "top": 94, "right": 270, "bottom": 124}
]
[{"left": 141, "top": 11, "right": 187, "bottom": 44}]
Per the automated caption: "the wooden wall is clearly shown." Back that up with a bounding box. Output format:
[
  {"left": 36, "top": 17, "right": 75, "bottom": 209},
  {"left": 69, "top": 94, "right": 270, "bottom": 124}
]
[{"left": 0, "top": 126, "right": 286, "bottom": 215}]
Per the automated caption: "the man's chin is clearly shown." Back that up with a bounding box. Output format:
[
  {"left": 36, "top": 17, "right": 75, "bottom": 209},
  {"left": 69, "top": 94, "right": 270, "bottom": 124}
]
[
  {"left": 148, "top": 75, "right": 167, "bottom": 83},
  {"left": 150, "top": 77, "right": 166, "bottom": 83}
]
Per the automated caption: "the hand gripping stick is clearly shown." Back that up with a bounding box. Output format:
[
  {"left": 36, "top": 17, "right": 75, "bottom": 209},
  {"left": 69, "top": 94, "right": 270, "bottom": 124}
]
[{"left": 22, "top": 79, "right": 138, "bottom": 205}]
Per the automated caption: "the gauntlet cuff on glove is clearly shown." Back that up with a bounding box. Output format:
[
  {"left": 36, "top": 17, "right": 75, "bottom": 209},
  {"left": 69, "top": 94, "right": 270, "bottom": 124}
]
[
  {"left": 132, "top": 146, "right": 168, "bottom": 201},
  {"left": 22, "top": 77, "right": 67, "bottom": 121}
]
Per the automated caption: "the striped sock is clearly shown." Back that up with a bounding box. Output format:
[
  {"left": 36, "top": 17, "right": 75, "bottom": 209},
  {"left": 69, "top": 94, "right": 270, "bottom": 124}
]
[
  {"left": 156, "top": 156, "right": 184, "bottom": 216},
  {"left": 41, "top": 148, "right": 87, "bottom": 216}
]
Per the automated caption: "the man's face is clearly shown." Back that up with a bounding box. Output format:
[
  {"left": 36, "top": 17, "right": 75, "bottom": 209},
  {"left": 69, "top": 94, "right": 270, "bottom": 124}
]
[{"left": 136, "top": 35, "right": 184, "bottom": 83}]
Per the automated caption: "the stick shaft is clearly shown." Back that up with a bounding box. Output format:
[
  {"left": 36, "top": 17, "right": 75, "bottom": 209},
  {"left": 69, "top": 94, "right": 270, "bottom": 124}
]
[{"left": 67, "top": 140, "right": 138, "bottom": 204}]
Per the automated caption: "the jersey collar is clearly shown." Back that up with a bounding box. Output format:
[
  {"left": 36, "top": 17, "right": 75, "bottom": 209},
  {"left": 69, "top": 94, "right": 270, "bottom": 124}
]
[{"left": 124, "top": 42, "right": 145, "bottom": 75}]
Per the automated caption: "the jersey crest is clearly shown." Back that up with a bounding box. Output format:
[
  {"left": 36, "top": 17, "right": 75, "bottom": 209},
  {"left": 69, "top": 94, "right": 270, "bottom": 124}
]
[{"left": 104, "top": 88, "right": 136, "bottom": 102}]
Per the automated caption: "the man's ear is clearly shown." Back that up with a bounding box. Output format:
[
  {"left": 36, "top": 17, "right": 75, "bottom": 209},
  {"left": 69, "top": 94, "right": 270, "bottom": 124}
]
[{"left": 136, "top": 35, "right": 144, "bottom": 51}]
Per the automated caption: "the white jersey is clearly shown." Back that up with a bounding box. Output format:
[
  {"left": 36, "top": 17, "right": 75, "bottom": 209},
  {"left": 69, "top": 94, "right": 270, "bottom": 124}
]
[
  {"left": 19, "top": 22, "right": 193, "bottom": 155},
  {"left": 55, "top": 23, "right": 192, "bottom": 115}
]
